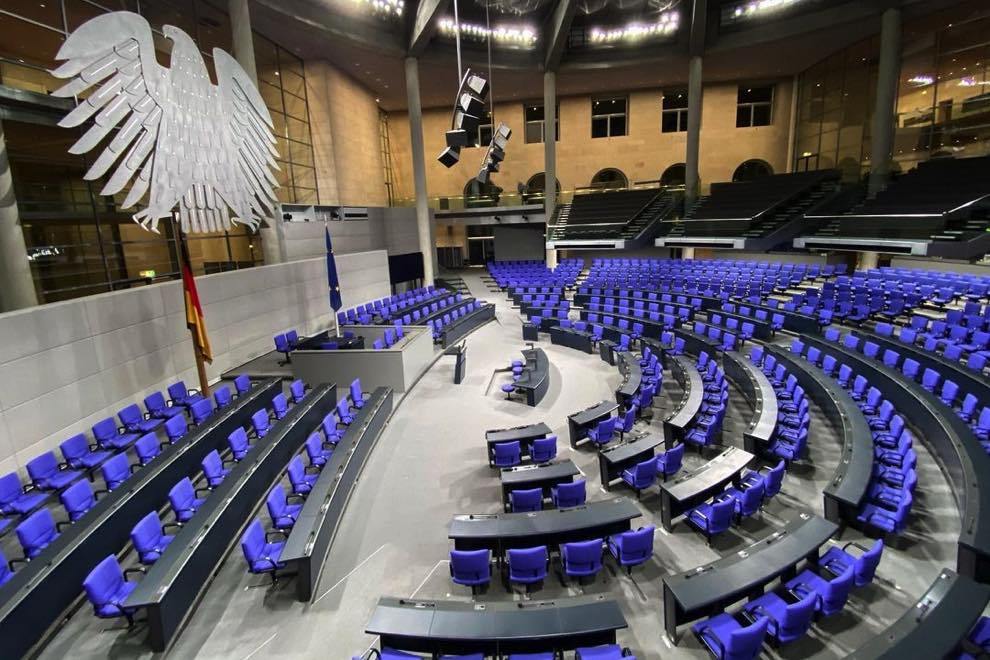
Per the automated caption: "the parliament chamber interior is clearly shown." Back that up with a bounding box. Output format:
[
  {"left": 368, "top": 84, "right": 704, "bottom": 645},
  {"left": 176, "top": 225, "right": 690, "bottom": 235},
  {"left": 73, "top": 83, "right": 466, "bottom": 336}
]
[{"left": 1, "top": 0, "right": 990, "bottom": 658}]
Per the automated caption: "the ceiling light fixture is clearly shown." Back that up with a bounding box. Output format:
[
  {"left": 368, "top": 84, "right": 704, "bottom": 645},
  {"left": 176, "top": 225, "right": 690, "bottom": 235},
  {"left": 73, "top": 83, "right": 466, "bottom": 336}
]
[
  {"left": 908, "top": 75, "right": 934, "bottom": 86},
  {"left": 438, "top": 18, "right": 538, "bottom": 46},
  {"left": 731, "top": 0, "right": 803, "bottom": 19},
  {"left": 349, "top": 0, "right": 404, "bottom": 17},
  {"left": 588, "top": 11, "right": 679, "bottom": 44}
]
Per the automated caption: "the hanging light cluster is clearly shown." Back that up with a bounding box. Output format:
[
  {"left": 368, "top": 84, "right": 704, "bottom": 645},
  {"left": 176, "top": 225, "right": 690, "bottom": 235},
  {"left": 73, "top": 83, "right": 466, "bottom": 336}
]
[
  {"left": 348, "top": 0, "right": 405, "bottom": 16},
  {"left": 588, "top": 11, "right": 679, "bottom": 43},
  {"left": 438, "top": 18, "right": 538, "bottom": 46}
]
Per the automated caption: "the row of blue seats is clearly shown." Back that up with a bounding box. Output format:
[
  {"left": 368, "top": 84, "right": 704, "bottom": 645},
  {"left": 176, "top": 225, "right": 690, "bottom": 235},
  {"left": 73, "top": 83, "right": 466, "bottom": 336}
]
[
  {"left": 338, "top": 286, "right": 443, "bottom": 324},
  {"left": 888, "top": 320, "right": 989, "bottom": 374},
  {"left": 239, "top": 380, "right": 370, "bottom": 581},
  {"left": 748, "top": 348, "right": 810, "bottom": 462},
  {"left": 719, "top": 302, "right": 785, "bottom": 333},
  {"left": 684, "top": 353, "right": 728, "bottom": 448},
  {"left": 690, "top": 537, "right": 884, "bottom": 658},
  {"left": 426, "top": 300, "right": 487, "bottom": 341},
  {"left": 348, "top": 292, "right": 462, "bottom": 326},
  {"left": 690, "top": 321, "right": 741, "bottom": 354},
  {"left": 790, "top": 338, "right": 917, "bottom": 535}
]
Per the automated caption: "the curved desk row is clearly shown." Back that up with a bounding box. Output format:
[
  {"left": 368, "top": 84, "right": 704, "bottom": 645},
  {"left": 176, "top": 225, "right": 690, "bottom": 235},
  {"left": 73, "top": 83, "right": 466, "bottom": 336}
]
[
  {"left": 663, "top": 355, "right": 703, "bottom": 446},
  {"left": 486, "top": 422, "right": 553, "bottom": 466},
  {"left": 448, "top": 497, "right": 641, "bottom": 556},
  {"left": 572, "top": 291, "right": 697, "bottom": 320},
  {"left": 662, "top": 512, "right": 839, "bottom": 642},
  {"left": 575, "top": 311, "right": 668, "bottom": 344},
  {"left": 847, "top": 569, "right": 990, "bottom": 659},
  {"left": 658, "top": 446, "right": 755, "bottom": 531},
  {"left": 365, "top": 594, "right": 628, "bottom": 656},
  {"left": 568, "top": 400, "right": 619, "bottom": 448},
  {"left": 574, "top": 289, "right": 702, "bottom": 312},
  {"left": 599, "top": 434, "right": 665, "bottom": 491},
  {"left": 764, "top": 346, "right": 872, "bottom": 526},
  {"left": 672, "top": 328, "right": 721, "bottom": 359},
  {"left": 514, "top": 348, "right": 550, "bottom": 407},
  {"left": 440, "top": 303, "right": 496, "bottom": 348},
  {"left": 694, "top": 294, "right": 820, "bottom": 336},
  {"left": 801, "top": 335, "right": 990, "bottom": 582},
  {"left": 501, "top": 460, "right": 580, "bottom": 509},
  {"left": 0, "top": 377, "right": 284, "bottom": 659},
  {"left": 615, "top": 352, "right": 643, "bottom": 408},
  {"left": 850, "top": 327, "right": 990, "bottom": 409},
  {"left": 721, "top": 350, "right": 778, "bottom": 454},
  {"left": 281, "top": 387, "right": 394, "bottom": 602},
  {"left": 125, "top": 383, "right": 339, "bottom": 651},
  {"left": 712, "top": 309, "right": 773, "bottom": 340},
  {"left": 549, "top": 325, "right": 595, "bottom": 353}
]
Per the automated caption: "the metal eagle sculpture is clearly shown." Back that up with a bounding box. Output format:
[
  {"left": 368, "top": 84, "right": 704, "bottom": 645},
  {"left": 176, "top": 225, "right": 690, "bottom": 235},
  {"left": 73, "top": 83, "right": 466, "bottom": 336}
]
[{"left": 50, "top": 11, "right": 279, "bottom": 235}]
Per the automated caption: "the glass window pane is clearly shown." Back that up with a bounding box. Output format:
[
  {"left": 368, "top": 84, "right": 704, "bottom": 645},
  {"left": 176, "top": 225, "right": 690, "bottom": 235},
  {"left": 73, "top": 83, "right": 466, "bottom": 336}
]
[
  {"left": 663, "top": 90, "right": 688, "bottom": 110},
  {"left": 752, "top": 104, "right": 772, "bottom": 126},
  {"left": 286, "top": 116, "right": 311, "bottom": 144},
  {"left": 736, "top": 106, "right": 750, "bottom": 127},
  {"left": 610, "top": 115, "right": 626, "bottom": 136},
  {"left": 280, "top": 70, "right": 306, "bottom": 99},
  {"left": 661, "top": 112, "right": 679, "bottom": 133},
  {"left": 259, "top": 81, "right": 284, "bottom": 115},
  {"left": 525, "top": 122, "right": 543, "bottom": 144},
  {"left": 0, "top": 0, "right": 64, "bottom": 30},
  {"left": 592, "top": 117, "right": 608, "bottom": 138},
  {"left": 524, "top": 105, "right": 544, "bottom": 122},
  {"left": 283, "top": 92, "right": 308, "bottom": 120},
  {"left": 254, "top": 36, "right": 280, "bottom": 87},
  {"left": 289, "top": 141, "right": 315, "bottom": 168},
  {"left": 195, "top": 0, "right": 232, "bottom": 54},
  {"left": 293, "top": 187, "right": 318, "bottom": 204}
]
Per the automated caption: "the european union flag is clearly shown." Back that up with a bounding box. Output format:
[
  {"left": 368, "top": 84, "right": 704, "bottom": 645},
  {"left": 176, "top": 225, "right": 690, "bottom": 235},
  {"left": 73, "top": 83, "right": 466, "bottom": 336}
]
[{"left": 326, "top": 225, "right": 342, "bottom": 311}]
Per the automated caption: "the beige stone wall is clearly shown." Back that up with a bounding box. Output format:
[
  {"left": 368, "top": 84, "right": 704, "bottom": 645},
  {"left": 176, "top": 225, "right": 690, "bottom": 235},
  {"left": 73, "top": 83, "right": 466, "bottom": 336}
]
[
  {"left": 387, "top": 79, "right": 794, "bottom": 202},
  {"left": 305, "top": 60, "right": 389, "bottom": 207}
]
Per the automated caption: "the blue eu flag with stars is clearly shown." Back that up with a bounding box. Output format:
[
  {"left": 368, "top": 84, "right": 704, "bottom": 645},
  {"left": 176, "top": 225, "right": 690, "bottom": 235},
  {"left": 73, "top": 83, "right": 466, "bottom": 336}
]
[{"left": 326, "top": 224, "right": 342, "bottom": 311}]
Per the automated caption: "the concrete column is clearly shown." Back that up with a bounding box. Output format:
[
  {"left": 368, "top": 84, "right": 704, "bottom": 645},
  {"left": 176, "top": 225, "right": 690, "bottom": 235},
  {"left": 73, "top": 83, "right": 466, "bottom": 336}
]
[
  {"left": 858, "top": 250, "right": 879, "bottom": 272},
  {"left": 405, "top": 58, "right": 436, "bottom": 284},
  {"left": 868, "top": 7, "right": 902, "bottom": 196},
  {"left": 543, "top": 71, "right": 558, "bottom": 269},
  {"left": 0, "top": 119, "right": 39, "bottom": 311},
  {"left": 685, "top": 56, "right": 703, "bottom": 210},
  {"left": 229, "top": 0, "right": 283, "bottom": 264},
  {"left": 682, "top": 247, "right": 696, "bottom": 260},
  {"left": 785, "top": 73, "right": 799, "bottom": 173}
]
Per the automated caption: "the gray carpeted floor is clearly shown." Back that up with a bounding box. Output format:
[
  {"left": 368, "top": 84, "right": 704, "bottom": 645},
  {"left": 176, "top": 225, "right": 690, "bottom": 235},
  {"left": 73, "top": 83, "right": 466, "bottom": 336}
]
[{"left": 36, "top": 269, "right": 963, "bottom": 660}]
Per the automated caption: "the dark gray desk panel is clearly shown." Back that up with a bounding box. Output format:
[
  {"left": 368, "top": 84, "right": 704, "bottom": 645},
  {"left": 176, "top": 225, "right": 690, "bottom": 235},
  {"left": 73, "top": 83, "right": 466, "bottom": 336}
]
[
  {"left": 615, "top": 352, "right": 643, "bottom": 407},
  {"left": 799, "top": 335, "right": 990, "bottom": 581},
  {"left": 673, "top": 328, "right": 721, "bottom": 358},
  {"left": 694, "top": 294, "right": 819, "bottom": 335},
  {"left": 281, "top": 387, "right": 394, "bottom": 601},
  {"left": 598, "top": 434, "right": 664, "bottom": 490},
  {"left": 486, "top": 423, "right": 553, "bottom": 444},
  {"left": 124, "top": 383, "right": 338, "bottom": 651},
  {"left": 663, "top": 513, "right": 838, "bottom": 639},
  {"left": 442, "top": 304, "right": 496, "bottom": 348},
  {"left": 514, "top": 348, "right": 550, "bottom": 407},
  {"left": 722, "top": 350, "right": 778, "bottom": 452},
  {"left": 501, "top": 460, "right": 579, "bottom": 489},
  {"left": 846, "top": 569, "right": 990, "bottom": 659},
  {"left": 765, "top": 345, "right": 872, "bottom": 523},
  {"left": 366, "top": 595, "right": 626, "bottom": 655},
  {"left": 658, "top": 446, "right": 754, "bottom": 531},
  {"left": 568, "top": 400, "right": 620, "bottom": 448},
  {"left": 448, "top": 498, "right": 641, "bottom": 553},
  {"left": 549, "top": 326, "right": 594, "bottom": 354},
  {"left": 713, "top": 310, "right": 773, "bottom": 340},
  {"left": 664, "top": 356, "right": 703, "bottom": 445},
  {"left": 0, "top": 377, "right": 284, "bottom": 659}
]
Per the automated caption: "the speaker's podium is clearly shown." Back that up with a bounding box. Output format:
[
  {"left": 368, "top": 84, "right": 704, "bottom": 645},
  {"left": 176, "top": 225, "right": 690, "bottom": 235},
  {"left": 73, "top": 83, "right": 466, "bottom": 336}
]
[
  {"left": 522, "top": 322, "right": 539, "bottom": 342},
  {"left": 444, "top": 342, "right": 467, "bottom": 384}
]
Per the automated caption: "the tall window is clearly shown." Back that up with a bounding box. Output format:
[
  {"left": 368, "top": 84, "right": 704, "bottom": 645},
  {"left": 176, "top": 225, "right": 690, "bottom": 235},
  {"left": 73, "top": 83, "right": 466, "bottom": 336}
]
[
  {"left": 468, "top": 109, "right": 494, "bottom": 147},
  {"left": 524, "top": 104, "right": 559, "bottom": 143},
  {"left": 736, "top": 85, "right": 774, "bottom": 127},
  {"left": 661, "top": 89, "right": 689, "bottom": 133},
  {"left": 591, "top": 97, "right": 628, "bottom": 138}
]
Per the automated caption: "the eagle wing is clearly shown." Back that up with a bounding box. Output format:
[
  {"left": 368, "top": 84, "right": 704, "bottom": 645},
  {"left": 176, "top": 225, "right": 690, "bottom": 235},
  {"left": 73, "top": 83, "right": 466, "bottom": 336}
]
[
  {"left": 50, "top": 11, "right": 166, "bottom": 215},
  {"left": 212, "top": 48, "right": 280, "bottom": 231}
]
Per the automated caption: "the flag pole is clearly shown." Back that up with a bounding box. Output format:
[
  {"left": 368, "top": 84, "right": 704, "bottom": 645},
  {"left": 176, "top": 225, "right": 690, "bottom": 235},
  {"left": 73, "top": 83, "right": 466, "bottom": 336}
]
[{"left": 175, "top": 214, "right": 211, "bottom": 397}]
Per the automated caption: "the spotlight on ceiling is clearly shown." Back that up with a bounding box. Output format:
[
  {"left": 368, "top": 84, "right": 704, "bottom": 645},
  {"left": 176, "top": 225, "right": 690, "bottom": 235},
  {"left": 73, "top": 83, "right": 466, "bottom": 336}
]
[
  {"left": 438, "top": 69, "right": 490, "bottom": 168},
  {"left": 437, "top": 18, "right": 538, "bottom": 47}
]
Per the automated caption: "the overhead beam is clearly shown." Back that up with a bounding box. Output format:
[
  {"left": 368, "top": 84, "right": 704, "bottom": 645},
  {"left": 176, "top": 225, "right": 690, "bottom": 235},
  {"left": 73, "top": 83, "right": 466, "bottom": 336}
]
[
  {"left": 544, "top": 0, "right": 576, "bottom": 71},
  {"left": 409, "top": 0, "right": 451, "bottom": 57}
]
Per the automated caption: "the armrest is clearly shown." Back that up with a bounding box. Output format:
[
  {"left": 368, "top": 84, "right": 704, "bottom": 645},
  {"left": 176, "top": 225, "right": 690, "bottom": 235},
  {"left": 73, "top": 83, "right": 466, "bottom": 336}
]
[
  {"left": 221, "top": 457, "right": 237, "bottom": 468},
  {"left": 286, "top": 494, "right": 307, "bottom": 504},
  {"left": 694, "top": 625, "right": 725, "bottom": 656},
  {"left": 94, "top": 488, "right": 109, "bottom": 498},
  {"left": 124, "top": 566, "right": 147, "bottom": 580},
  {"left": 162, "top": 522, "right": 183, "bottom": 533},
  {"left": 8, "top": 557, "right": 28, "bottom": 569},
  {"left": 58, "top": 461, "right": 70, "bottom": 471},
  {"left": 88, "top": 442, "right": 101, "bottom": 451},
  {"left": 56, "top": 520, "right": 73, "bottom": 531},
  {"left": 188, "top": 388, "right": 201, "bottom": 396},
  {"left": 21, "top": 483, "right": 37, "bottom": 494},
  {"left": 304, "top": 465, "right": 321, "bottom": 474},
  {"left": 266, "top": 530, "right": 289, "bottom": 542},
  {"left": 692, "top": 510, "right": 709, "bottom": 522},
  {"left": 841, "top": 540, "right": 870, "bottom": 555},
  {"left": 194, "top": 487, "right": 212, "bottom": 497},
  {"left": 129, "top": 464, "right": 141, "bottom": 474},
  {"left": 143, "top": 411, "right": 152, "bottom": 420},
  {"left": 117, "top": 425, "right": 128, "bottom": 434}
]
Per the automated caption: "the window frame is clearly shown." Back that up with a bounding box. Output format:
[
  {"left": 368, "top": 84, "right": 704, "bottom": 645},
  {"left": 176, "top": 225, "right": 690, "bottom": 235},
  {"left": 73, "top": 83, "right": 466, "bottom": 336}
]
[
  {"left": 591, "top": 96, "right": 628, "bottom": 138},
  {"left": 736, "top": 84, "right": 775, "bottom": 128},
  {"left": 660, "top": 89, "right": 689, "bottom": 133}
]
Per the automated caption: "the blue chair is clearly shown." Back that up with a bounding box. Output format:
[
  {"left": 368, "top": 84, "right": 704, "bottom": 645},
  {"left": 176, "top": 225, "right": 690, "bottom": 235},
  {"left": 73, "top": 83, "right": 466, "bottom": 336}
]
[
  {"left": 168, "top": 381, "right": 205, "bottom": 409},
  {"left": 168, "top": 477, "right": 206, "bottom": 524},
  {"left": 60, "top": 433, "right": 112, "bottom": 472},
  {"left": 118, "top": 403, "right": 162, "bottom": 434},
  {"left": 92, "top": 417, "right": 138, "bottom": 451},
  {"left": 574, "top": 644, "right": 636, "bottom": 659},
  {"left": 530, "top": 436, "right": 557, "bottom": 463},
  {"left": 493, "top": 441, "right": 521, "bottom": 468},
  {"left": 305, "top": 432, "right": 334, "bottom": 467},
  {"left": 615, "top": 407, "right": 637, "bottom": 440},
  {"left": 785, "top": 564, "right": 855, "bottom": 617},
  {"left": 336, "top": 398, "right": 354, "bottom": 426},
  {"left": 191, "top": 398, "right": 214, "bottom": 426},
  {"left": 100, "top": 453, "right": 131, "bottom": 491},
  {"left": 507, "top": 546, "right": 548, "bottom": 591},
  {"left": 16, "top": 508, "right": 59, "bottom": 558},
  {"left": 228, "top": 427, "right": 253, "bottom": 462},
  {"left": 251, "top": 408, "right": 271, "bottom": 438},
  {"left": 287, "top": 455, "right": 319, "bottom": 495},
  {"left": 655, "top": 443, "right": 684, "bottom": 481},
  {"left": 130, "top": 511, "right": 176, "bottom": 565},
  {"left": 509, "top": 488, "right": 543, "bottom": 513},
  {"left": 134, "top": 432, "right": 161, "bottom": 466},
  {"left": 290, "top": 379, "right": 307, "bottom": 404},
  {"left": 82, "top": 555, "right": 141, "bottom": 626},
  {"left": 818, "top": 539, "right": 884, "bottom": 587},
  {"left": 560, "top": 538, "right": 604, "bottom": 583},
  {"left": 0, "top": 548, "right": 14, "bottom": 586},
  {"left": 691, "top": 613, "right": 768, "bottom": 660},
  {"left": 144, "top": 391, "right": 184, "bottom": 420},
  {"left": 449, "top": 549, "right": 491, "bottom": 594},
  {"left": 621, "top": 459, "right": 656, "bottom": 498},
  {"left": 164, "top": 414, "right": 188, "bottom": 445},
  {"left": 606, "top": 526, "right": 655, "bottom": 574},
  {"left": 240, "top": 518, "right": 287, "bottom": 581},
  {"left": 587, "top": 418, "right": 617, "bottom": 446},
  {"left": 60, "top": 478, "right": 97, "bottom": 523},
  {"left": 742, "top": 590, "right": 817, "bottom": 644},
  {"left": 720, "top": 478, "right": 765, "bottom": 522},
  {"left": 266, "top": 484, "right": 303, "bottom": 531},
  {"left": 743, "top": 460, "right": 785, "bottom": 500},
  {"left": 202, "top": 450, "right": 231, "bottom": 489},
  {"left": 274, "top": 333, "right": 292, "bottom": 364},
  {"left": 350, "top": 379, "right": 366, "bottom": 409},
  {"left": 961, "top": 616, "right": 990, "bottom": 660},
  {"left": 26, "top": 451, "right": 82, "bottom": 492},
  {"left": 686, "top": 497, "right": 734, "bottom": 544},
  {"left": 214, "top": 385, "right": 233, "bottom": 409},
  {"left": 272, "top": 393, "right": 289, "bottom": 420},
  {"left": 551, "top": 479, "right": 586, "bottom": 509},
  {"left": 233, "top": 374, "right": 252, "bottom": 396}
]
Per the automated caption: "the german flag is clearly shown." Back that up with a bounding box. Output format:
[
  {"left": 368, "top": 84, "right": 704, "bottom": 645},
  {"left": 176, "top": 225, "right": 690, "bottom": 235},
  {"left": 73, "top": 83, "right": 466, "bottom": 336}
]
[{"left": 180, "top": 236, "right": 213, "bottom": 363}]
